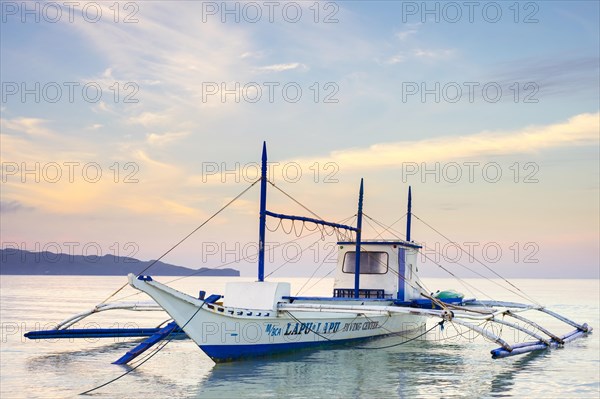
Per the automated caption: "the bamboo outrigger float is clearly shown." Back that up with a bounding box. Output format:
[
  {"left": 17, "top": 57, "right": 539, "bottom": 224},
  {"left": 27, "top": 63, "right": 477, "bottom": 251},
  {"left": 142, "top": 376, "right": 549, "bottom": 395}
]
[{"left": 25, "top": 143, "right": 592, "bottom": 364}]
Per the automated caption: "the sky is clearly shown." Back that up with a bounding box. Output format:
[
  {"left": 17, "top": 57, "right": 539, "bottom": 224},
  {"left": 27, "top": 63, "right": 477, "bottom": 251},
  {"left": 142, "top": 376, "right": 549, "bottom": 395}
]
[{"left": 1, "top": 1, "right": 599, "bottom": 279}]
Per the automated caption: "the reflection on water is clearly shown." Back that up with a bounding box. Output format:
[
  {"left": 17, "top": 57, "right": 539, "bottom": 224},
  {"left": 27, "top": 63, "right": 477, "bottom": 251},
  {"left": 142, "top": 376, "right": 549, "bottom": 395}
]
[
  {"left": 1, "top": 276, "right": 598, "bottom": 398},
  {"left": 193, "top": 339, "right": 506, "bottom": 398},
  {"left": 489, "top": 350, "right": 548, "bottom": 397}
]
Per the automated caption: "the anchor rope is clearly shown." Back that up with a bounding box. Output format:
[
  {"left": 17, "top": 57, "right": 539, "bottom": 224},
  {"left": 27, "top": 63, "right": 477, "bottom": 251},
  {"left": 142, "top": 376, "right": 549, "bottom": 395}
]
[
  {"left": 356, "top": 321, "right": 444, "bottom": 350},
  {"left": 97, "top": 180, "right": 260, "bottom": 306},
  {"left": 80, "top": 302, "right": 206, "bottom": 395}
]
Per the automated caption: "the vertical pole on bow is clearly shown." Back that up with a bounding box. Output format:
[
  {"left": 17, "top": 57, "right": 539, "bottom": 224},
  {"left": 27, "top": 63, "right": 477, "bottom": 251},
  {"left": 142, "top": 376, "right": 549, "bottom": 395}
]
[
  {"left": 354, "top": 178, "right": 364, "bottom": 298},
  {"left": 258, "top": 142, "right": 267, "bottom": 282},
  {"left": 406, "top": 186, "right": 412, "bottom": 242}
]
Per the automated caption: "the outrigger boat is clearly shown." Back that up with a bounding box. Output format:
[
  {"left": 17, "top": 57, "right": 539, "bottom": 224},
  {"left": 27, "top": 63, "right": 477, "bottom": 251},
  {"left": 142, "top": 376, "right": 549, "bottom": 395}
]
[{"left": 26, "top": 143, "right": 592, "bottom": 364}]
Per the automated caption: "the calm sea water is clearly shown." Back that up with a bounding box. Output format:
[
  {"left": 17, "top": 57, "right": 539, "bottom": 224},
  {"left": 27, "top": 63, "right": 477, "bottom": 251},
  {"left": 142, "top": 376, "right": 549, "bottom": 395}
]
[{"left": 1, "top": 276, "right": 598, "bottom": 398}]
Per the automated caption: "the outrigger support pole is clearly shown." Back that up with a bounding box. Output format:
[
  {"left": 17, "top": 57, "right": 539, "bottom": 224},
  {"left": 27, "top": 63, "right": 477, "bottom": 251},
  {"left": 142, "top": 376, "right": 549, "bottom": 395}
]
[
  {"left": 354, "top": 179, "right": 364, "bottom": 299},
  {"left": 258, "top": 142, "right": 268, "bottom": 282}
]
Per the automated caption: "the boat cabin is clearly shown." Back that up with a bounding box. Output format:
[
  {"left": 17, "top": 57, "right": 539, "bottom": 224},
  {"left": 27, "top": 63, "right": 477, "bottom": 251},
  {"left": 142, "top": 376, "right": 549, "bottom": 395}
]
[{"left": 333, "top": 240, "right": 422, "bottom": 301}]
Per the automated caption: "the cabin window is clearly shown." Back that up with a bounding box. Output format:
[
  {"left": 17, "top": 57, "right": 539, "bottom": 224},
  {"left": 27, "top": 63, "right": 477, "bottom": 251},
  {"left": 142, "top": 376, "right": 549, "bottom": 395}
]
[{"left": 342, "top": 251, "right": 388, "bottom": 274}]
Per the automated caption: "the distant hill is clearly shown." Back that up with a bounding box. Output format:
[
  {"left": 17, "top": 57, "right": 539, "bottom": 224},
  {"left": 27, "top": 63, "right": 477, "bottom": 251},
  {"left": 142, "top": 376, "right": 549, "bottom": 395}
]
[{"left": 0, "top": 249, "right": 239, "bottom": 276}]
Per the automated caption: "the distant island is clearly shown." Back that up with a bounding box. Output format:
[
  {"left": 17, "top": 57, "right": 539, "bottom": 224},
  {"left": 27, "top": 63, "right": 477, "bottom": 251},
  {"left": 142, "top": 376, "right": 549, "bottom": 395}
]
[{"left": 0, "top": 249, "right": 240, "bottom": 276}]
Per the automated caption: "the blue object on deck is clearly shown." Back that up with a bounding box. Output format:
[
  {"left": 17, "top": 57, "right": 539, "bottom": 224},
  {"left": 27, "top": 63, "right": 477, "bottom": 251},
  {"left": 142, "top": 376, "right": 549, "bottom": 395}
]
[
  {"left": 204, "top": 294, "right": 222, "bottom": 304},
  {"left": 112, "top": 321, "right": 181, "bottom": 365},
  {"left": 392, "top": 297, "right": 464, "bottom": 309},
  {"left": 137, "top": 275, "right": 153, "bottom": 281}
]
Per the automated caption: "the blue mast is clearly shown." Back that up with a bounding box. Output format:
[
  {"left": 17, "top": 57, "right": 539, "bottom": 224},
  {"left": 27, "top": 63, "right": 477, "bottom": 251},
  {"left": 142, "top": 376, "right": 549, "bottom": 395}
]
[
  {"left": 258, "top": 142, "right": 267, "bottom": 282},
  {"left": 406, "top": 186, "right": 412, "bottom": 242},
  {"left": 354, "top": 178, "right": 364, "bottom": 298}
]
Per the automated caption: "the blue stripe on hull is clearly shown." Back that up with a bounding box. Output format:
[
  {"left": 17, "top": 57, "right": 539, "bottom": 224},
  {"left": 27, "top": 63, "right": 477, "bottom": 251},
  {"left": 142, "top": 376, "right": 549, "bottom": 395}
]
[
  {"left": 200, "top": 337, "right": 370, "bottom": 362},
  {"left": 200, "top": 327, "right": 425, "bottom": 362}
]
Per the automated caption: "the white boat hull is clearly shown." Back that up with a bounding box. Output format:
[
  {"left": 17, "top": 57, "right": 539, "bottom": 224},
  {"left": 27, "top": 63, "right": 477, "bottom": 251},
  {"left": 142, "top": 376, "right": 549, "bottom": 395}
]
[{"left": 129, "top": 275, "right": 428, "bottom": 362}]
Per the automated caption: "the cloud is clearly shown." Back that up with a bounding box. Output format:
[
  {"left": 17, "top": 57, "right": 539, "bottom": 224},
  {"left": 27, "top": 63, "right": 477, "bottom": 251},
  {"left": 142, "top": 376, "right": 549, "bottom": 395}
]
[
  {"left": 102, "top": 67, "right": 114, "bottom": 79},
  {"left": 413, "top": 48, "right": 455, "bottom": 59},
  {"left": 92, "top": 101, "right": 113, "bottom": 113},
  {"left": 2, "top": 117, "right": 55, "bottom": 137},
  {"left": 291, "top": 112, "right": 600, "bottom": 169},
  {"left": 489, "top": 56, "right": 600, "bottom": 96},
  {"left": 128, "top": 112, "right": 168, "bottom": 127},
  {"left": 256, "top": 63, "right": 307, "bottom": 72},
  {"left": 241, "top": 51, "right": 265, "bottom": 59},
  {"left": 0, "top": 116, "right": 202, "bottom": 218},
  {"left": 394, "top": 23, "right": 421, "bottom": 41},
  {"left": 146, "top": 131, "right": 189, "bottom": 146},
  {"left": 384, "top": 48, "right": 455, "bottom": 65},
  {"left": 386, "top": 54, "right": 406, "bottom": 65},
  {"left": 0, "top": 200, "right": 34, "bottom": 214},
  {"left": 395, "top": 29, "right": 418, "bottom": 41}
]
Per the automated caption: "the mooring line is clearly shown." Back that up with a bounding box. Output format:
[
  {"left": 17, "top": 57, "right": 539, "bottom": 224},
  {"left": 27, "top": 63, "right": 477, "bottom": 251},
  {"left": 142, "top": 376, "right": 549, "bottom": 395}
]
[{"left": 80, "top": 302, "right": 205, "bottom": 395}]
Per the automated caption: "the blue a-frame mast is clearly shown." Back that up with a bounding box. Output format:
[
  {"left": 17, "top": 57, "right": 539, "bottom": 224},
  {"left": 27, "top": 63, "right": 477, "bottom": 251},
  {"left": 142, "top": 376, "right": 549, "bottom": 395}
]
[
  {"left": 257, "top": 142, "right": 267, "bottom": 282},
  {"left": 256, "top": 143, "right": 362, "bottom": 286},
  {"left": 406, "top": 186, "right": 412, "bottom": 242},
  {"left": 353, "top": 179, "right": 364, "bottom": 298}
]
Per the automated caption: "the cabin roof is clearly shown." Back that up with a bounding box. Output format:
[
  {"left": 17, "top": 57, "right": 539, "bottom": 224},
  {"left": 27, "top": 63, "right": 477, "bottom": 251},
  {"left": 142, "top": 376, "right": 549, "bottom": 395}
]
[{"left": 336, "top": 240, "right": 422, "bottom": 249}]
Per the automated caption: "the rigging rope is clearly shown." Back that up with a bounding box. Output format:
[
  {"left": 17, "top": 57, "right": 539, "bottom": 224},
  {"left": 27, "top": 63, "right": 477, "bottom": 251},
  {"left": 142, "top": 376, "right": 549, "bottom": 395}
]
[
  {"left": 265, "top": 215, "right": 357, "bottom": 279},
  {"left": 361, "top": 216, "right": 386, "bottom": 240},
  {"left": 112, "top": 225, "right": 332, "bottom": 302},
  {"left": 412, "top": 213, "right": 541, "bottom": 306},
  {"left": 294, "top": 215, "right": 355, "bottom": 295},
  {"left": 98, "top": 179, "right": 260, "bottom": 306},
  {"left": 359, "top": 213, "right": 433, "bottom": 299},
  {"left": 417, "top": 250, "right": 491, "bottom": 301},
  {"left": 373, "top": 213, "right": 407, "bottom": 240},
  {"left": 265, "top": 235, "right": 326, "bottom": 278},
  {"left": 299, "top": 267, "right": 336, "bottom": 295},
  {"left": 362, "top": 212, "right": 538, "bottom": 305},
  {"left": 363, "top": 213, "right": 407, "bottom": 240},
  {"left": 267, "top": 178, "right": 323, "bottom": 220}
]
